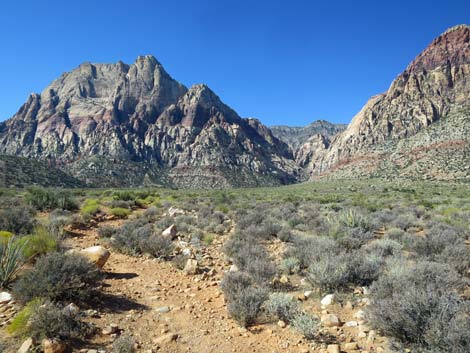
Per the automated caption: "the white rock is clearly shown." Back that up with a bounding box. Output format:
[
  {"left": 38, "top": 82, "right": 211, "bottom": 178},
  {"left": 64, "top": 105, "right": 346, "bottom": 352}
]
[
  {"left": 17, "top": 338, "right": 34, "bottom": 353},
  {"left": 344, "top": 320, "right": 358, "bottom": 327},
  {"left": 229, "top": 264, "right": 239, "bottom": 272},
  {"left": 168, "top": 207, "right": 184, "bottom": 217},
  {"left": 63, "top": 303, "right": 79, "bottom": 315},
  {"left": 183, "top": 259, "right": 198, "bottom": 275},
  {"left": 354, "top": 310, "right": 366, "bottom": 320},
  {"left": 321, "top": 314, "right": 340, "bottom": 327},
  {"left": 162, "top": 224, "right": 177, "bottom": 239},
  {"left": 182, "top": 248, "right": 192, "bottom": 257},
  {"left": 0, "top": 292, "right": 12, "bottom": 304},
  {"left": 80, "top": 246, "right": 110, "bottom": 268},
  {"left": 303, "top": 290, "right": 313, "bottom": 298},
  {"left": 321, "top": 294, "right": 335, "bottom": 306}
]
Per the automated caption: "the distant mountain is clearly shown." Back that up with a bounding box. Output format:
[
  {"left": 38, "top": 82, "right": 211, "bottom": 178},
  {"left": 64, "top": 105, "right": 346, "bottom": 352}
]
[
  {"left": 270, "top": 120, "right": 346, "bottom": 151},
  {"left": 0, "top": 55, "right": 298, "bottom": 187},
  {"left": 306, "top": 24, "right": 470, "bottom": 181},
  {"left": 1, "top": 25, "right": 469, "bottom": 187}
]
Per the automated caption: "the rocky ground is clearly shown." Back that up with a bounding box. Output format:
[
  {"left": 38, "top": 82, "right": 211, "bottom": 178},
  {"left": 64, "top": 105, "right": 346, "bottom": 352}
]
[{"left": 1, "top": 206, "right": 392, "bottom": 353}]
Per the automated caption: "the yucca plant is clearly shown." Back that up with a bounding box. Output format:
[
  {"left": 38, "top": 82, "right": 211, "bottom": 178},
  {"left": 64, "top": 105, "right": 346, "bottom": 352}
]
[{"left": 0, "top": 238, "right": 27, "bottom": 288}]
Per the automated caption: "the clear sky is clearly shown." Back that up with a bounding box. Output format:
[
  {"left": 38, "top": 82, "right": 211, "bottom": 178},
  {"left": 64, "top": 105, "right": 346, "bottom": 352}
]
[{"left": 1, "top": 0, "right": 469, "bottom": 126}]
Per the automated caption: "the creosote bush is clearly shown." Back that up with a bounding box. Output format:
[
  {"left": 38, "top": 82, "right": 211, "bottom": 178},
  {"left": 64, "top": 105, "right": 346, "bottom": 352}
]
[
  {"left": 265, "top": 293, "right": 299, "bottom": 322},
  {"left": 13, "top": 252, "right": 103, "bottom": 304},
  {"left": 291, "top": 312, "right": 318, "bottom": 340},
  {"left": 226, "top": 285, "right": 268, "bottom": 327}
]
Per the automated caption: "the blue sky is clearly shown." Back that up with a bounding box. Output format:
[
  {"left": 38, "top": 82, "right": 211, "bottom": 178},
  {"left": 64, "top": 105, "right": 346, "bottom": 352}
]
[{"left": 1, "top": 0, "right": 469, "bottom": 126}]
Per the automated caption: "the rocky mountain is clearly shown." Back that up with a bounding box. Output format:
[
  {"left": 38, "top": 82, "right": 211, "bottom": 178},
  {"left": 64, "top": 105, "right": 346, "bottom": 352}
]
[
  {"left": 270, "top": 120, "right": 346, "bottom": 151},
  {"left": 0, "top": 55, "right": 298, "bottom": 187},
  {"left": 304, "top": 24, "right": 470, "bottom": 181}
]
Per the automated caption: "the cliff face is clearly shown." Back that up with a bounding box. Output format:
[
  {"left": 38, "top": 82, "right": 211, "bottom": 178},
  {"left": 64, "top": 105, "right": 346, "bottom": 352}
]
[
  {"left": 306, "top": 25, "right": 470, "bottom": 181},
  {"left": 0, "top": 56, "right": 298, "bottom": 187}
]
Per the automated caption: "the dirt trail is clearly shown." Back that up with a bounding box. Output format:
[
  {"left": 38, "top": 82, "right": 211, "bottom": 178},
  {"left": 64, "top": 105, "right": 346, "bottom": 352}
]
[{"left": 66, "top": 216, "right": 312, "bottom": 353}]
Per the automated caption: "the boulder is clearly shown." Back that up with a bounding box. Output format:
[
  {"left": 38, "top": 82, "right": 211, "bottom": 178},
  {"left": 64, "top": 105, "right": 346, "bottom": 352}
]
[
  {"left": 162, "top": 224, "right": 177, "bottom": 239},
  {"left": 80, "top": 246, "right": 110, "bottom": 268}
]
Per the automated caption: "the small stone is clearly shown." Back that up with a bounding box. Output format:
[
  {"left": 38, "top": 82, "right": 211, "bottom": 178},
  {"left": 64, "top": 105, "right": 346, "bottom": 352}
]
[
  {"left": 156, "top": 306, "right": 171, "bottom": 314},
  {"left": 0, "top": 292, "right": 12, "bottom": 304},
  {"left": 358, "top": 332, "right": 367, "bottom": 338},
  {"left": 17, "top": 338, "right": 34, "bottom": 353},
  {"left": 277, "top": 320, "right": 287, "bottom": 328},
  {"left": 229, "top": 264, "right": 239, "bottom": 272},
  {"left": 42, "top": 339, "right": 66, "bottom": 353},
  {"left": 153, "top": 333, "right": 178, "bottom": 345},
  {"left": 354, "top": 310, "right": 366, "bottom": 320},
  {"left": 279, "top": 275, "right": 289, "bottom": 284},
  {"left": 297, "top": 293, "right": 306, "bottom": 301},
  {"left": 63, "top": 303, "right": 79, "bottom": 315},
  {"left": 304, "top": 290, "right": 313, "bottom": 298},
  {"left": 321, "top": 294, "right": 335, "bottom": 306},
  {"left": 344, "top": 342, "right": 358, "bottom": 350},
  {"left": 327, "top": 344, "right": 340, "bottom": 353},
  {"left": 183, "top": 259, "right": 198, "bottom": 275},
  {"left": 102, "top": 324, "right": 119, "bottom": 335},
  {"left": 162, "top": 224, "right": 177, "bottom": 239},
  {"left": 80, "top": 246, "right": 110, "bottom": 268},
  {"left": 344, "top": 320, "right": 358, "bottom": 327},
  {"left": 321, "top": 314, "right": 340, "bottom": 327}
]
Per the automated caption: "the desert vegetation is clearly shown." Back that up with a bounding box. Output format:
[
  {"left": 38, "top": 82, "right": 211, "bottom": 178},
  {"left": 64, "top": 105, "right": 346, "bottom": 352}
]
[{"left": 0, "top": 180, "right": 468, "bottom": 352}]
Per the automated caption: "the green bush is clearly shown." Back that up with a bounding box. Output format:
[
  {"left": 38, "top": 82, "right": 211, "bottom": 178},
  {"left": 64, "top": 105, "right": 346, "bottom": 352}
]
[
  {"left": 17, "top": 226, "right": 58, "bottom": 259},
  {"left": 13, "top": 252, "right": 103, "bottom": 304},
  {"left": 7, "top": 298, "right": 42, "bottom": 337},
  {"left": 80, "top": 199, "right": 101, "bottom": 216},
  {"left": 110, "top": 207, "right": 131, "bottom": 218},
  {"left": 0, "top": 238, "right": 27, "bottom": 288},
  {"left": 25, "top": 187, "right": 78, "bottom": 211},
  {"left": 0, "top": 231, "right": 14, "bottom": 243}
]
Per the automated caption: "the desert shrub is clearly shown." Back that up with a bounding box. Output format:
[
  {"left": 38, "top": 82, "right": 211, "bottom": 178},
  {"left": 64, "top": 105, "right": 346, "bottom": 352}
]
[
  {"left": 202, "top": 233, "right": 214, "bottom": 245},
  {"left": 221, "top": 272, "right": 253, "bottom": 302},
  {"left": 265, "top": 293, "right": 299, "bottom": 322},
  {"left": 226, "top": 285, "right": 268, "bottom": 327},
  {"left": 436, "top": 244, "right": 470, "bottom": 275},
  {"left": 346, "top": 252, "right": 383, "bottom": 286},
  {"left": 279, "top": 257, "right": 300, "bottom": 274},
  {"left": 305, "top": 254, "right": 349, "bottom": 292},
  {"left": 112, "top": 191, "right": 135, "bottom": 201},
  {"left": 80, "top": 199, "right": 100, "bottom": 216},
  {"left": 97, "top": 225, "right": 116, "bottom": 239},
  {"left": 108, "top": 200, "right": 133, "bottom": 209},
  {"left": 284, "top": 236, "right": 338, "bottom": 269},
  {"left": 110, "top": 207, "right": 131, "bottom": 219},
  {"left": 111, "top": 220, "right": 153, "bottom": 255},
  {"left": 368, "top": 261, "right": 467, "bottom": 350},
  {"left": 291, "top": 311, "right": 318, "bottom": 340},
  {"left": 140, "top": 236, "right": 174, "bottom": 258},
  {"left": 277, "top": 227, "right": 294, "bottom": 242},
  {"left": 28, "top": 301, "right": 93, "bottom": 341},
  {"left": 336, "top": 228, "right": 375, "bottom": 250},
  {"left": 143, "top": 206, "right": 159, "bottom": 219},
  {"left": 385, "top": 227, "right": 405, "bottom": 241},
  {"left": 0, "top": 201, "right": 36, "bottom": 235},
  {"left": 47, "top": 210, "right": 72, "bottom": 239},
  {"left": 25, "top": 187, "right": 78, "bottom": 211},
  {"left": 370, "top": 209, "right": 396, "bottom": 229},
  {"left": 17, "top": 226, "right": 58, "bottom": 259},
  {"left": 364, "top": 239, "right": 403, "bottom": 258},
  {"left": 0, "top": 238, "right": 27, "bottom": 288},
  {"left": 113, "top": 334, "right": 136, "bottom": 353},
  {"left": 7, "top": 298, "right": 42, "bottom": 337},
  {"left": 13, "top": 252, "right": 103, "bottom": 304},
  {"left": 244, "top": 257, "right": 276, "bottom": 285}
]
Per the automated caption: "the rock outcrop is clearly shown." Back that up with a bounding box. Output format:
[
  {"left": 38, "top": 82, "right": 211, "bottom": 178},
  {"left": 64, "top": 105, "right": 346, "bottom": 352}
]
[
  {"left": 307, "top": 24, "right": 470, "bottom": 181},
  {"left": 0, "top": 55, "right": 298, "bottom": 187}
]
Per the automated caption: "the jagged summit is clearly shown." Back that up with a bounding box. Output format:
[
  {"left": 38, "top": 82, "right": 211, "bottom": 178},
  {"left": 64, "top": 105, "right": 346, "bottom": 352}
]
[{"left": 0, "top": 56, "right": 298, "bottom": 187}]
